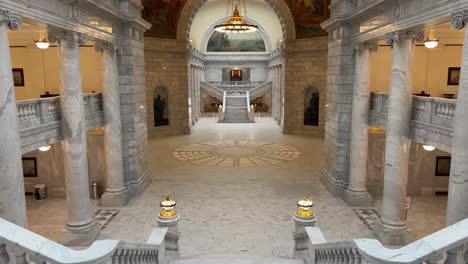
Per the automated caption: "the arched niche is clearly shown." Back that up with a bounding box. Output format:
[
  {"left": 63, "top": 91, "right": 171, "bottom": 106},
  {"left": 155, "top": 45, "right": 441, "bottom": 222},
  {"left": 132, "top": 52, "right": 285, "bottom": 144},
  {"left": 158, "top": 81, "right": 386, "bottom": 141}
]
[
  {"left": 153, "top": 86, "right": 170, "bottom": 127},
  {"left": 304, "top": 86, "right": 319, "bottom": 126}
]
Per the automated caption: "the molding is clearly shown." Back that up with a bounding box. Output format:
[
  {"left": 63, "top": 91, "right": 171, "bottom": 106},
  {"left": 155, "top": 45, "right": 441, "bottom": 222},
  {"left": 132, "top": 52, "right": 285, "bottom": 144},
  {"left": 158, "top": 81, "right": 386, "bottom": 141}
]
[
  {"left": 383, "top": 30, "right": 424, "bottom": 45},
  {"left": 48, "top": 30, "right": 88, "bottom": 45},
  {"left": 0, "top": 8, "right": 22, "bottom": 30},
  {"left": 451, "top": 10, "right": 468, "bottom": 30}
]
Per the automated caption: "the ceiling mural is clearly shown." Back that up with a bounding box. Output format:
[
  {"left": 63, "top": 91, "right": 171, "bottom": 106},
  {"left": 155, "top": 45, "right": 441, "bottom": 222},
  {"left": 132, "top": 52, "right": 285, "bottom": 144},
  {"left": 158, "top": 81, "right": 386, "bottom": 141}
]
[
  {"left": 285, "top": 0, "right": 330, "bottom": 38},
  {"left": 141, "top": 0, "right": 187, "bottom": 39},
  {"left": 141, "top": 0, "right": 329, "bottom": 39}
]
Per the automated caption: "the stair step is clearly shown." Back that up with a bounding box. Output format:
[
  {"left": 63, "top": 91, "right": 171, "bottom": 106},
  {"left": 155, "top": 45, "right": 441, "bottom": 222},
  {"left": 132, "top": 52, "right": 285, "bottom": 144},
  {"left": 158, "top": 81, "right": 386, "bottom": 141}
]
[{"left": 171, "top": 257, "right": 304, "bottom": 264}]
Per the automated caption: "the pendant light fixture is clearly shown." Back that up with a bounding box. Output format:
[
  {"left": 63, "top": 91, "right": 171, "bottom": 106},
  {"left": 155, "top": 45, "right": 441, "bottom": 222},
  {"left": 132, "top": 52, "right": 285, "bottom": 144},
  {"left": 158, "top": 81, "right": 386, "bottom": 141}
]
[
  {"left": 424, "top": 28, "right": 439, "bottom": 49},
  {"left": 214, "top": 0, "right": 258, "bottom": 34},
  {"left": 35, "top": 30, "right": 49, "bottom": 49}
]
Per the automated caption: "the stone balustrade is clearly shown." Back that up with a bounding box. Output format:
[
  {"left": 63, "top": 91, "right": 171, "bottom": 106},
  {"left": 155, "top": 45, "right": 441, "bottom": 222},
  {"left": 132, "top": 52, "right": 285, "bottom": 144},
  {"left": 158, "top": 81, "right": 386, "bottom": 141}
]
[
  {"left": 17, "top": 93, "right": 105, "bottom": 154},
  {"left": 209, "top": 81, "right": 264, "bottom": 88},
  {"left": 0, "top": 218, "right": 171, "bottom": 264},
  {"left": 249, "top": 81, "right": 272, "bottom": 99},
  {"left": 293, "top": 218, "right": 468, "bottom": 264},
  {"left": 369, "top": 92, "right": 455, "bottom": 152}
]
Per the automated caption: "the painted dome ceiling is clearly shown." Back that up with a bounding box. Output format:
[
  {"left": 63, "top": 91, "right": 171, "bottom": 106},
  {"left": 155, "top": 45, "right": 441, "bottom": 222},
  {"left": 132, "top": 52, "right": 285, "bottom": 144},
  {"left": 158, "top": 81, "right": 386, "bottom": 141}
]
[{"left": 141, "top": 0, "right": 329, "bottom": 39}]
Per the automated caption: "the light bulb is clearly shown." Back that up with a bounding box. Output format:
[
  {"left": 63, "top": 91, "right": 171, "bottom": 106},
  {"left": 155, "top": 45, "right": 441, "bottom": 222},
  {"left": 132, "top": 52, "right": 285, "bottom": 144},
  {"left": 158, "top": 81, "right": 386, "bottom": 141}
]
[
  {"left": 35, "top": 40, "right": 50, "bottom": 49},
  {"left": 424, "top": 39, "right": 438, "bottom": 49}
]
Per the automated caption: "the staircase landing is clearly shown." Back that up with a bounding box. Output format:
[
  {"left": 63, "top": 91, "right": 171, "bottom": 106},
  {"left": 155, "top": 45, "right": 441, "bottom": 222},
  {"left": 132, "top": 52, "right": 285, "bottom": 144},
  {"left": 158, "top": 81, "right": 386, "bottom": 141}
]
[{"left": 171, "top": 257, "right": 304, "bottom": 264}]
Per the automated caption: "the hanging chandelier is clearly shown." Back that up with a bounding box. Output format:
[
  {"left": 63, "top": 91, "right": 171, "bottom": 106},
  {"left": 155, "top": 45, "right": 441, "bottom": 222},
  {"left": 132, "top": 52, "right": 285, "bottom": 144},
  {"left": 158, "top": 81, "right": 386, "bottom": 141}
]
[
  {"left": 214, "top": 0, "right": 258, "bottom": 34},
  {"left": 424, "top": 28, "right": 439, "bottom": 49}
]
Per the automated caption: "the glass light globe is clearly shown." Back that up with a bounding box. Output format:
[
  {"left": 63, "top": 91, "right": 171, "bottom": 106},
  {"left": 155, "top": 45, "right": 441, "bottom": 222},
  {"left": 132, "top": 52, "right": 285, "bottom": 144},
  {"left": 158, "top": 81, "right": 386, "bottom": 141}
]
[
  {"left": 423, "top": 145, "right": 436, "bottom": 151},
  {"left": 35, "top": 39, "right": 50, "bottom": 49},
  {"left": 38, "top": 145, "right": 51, "bottom": 152},
  {"left": 424, "top": 40, "right": 439, "bottom": 49}
]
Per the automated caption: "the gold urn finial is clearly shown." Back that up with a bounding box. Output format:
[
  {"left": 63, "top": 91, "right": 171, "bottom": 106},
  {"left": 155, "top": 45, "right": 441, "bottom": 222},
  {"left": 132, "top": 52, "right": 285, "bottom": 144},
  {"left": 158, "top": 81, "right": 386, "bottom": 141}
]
[
  {"left": 160, "top": 195, "right": 177, "bottom": 218},
  {"left": 296, "top": 194, "right": 314, "bottom": 217}
]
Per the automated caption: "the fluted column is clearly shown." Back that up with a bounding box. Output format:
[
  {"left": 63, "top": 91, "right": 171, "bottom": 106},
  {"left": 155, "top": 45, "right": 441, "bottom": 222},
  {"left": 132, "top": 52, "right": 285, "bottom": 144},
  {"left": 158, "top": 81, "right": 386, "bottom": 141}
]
[
  {"left": 375, "top": 30, "right": 423, "bottom": 245},
  {"left": 96, "top": 41, "right": 129, "bottom": 207},
  {"left": 447, "top": 11, "right": 468, "bottom": 225},
  {"left": 49, "top": 30, "right": 99, "bottom": 245},
  {"left": 343, "top": 42, "right": 377, "bottom": 206},
  {"left": 277, "top": 65, "right": 283, "bottom": 125},
  {"left": 188, "top": 65, "right": 193, "bottom": 125},
  {"left": 0, "top": 9, "right": 27, "bottom": 228}
]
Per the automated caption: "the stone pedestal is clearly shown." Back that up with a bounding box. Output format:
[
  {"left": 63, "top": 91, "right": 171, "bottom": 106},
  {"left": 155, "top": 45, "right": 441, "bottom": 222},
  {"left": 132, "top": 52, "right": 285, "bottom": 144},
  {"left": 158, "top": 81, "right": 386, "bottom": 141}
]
[
  {"left": 0, "top": 10, "right": 27, "bottom": 228},
  {"left": 97, "top": 41, "right": 129, "bottom": 207},
  {"left": 374, "top": 31, "right": 422, "bottom": 246},
  {"left": 447, "top": 11, "right": 468, "bottom": 225},
  {"left": 157, "top": 214, "right": 181, "bottom": 259},
  {"left": 343, "top": 43, "right": 376, "bottom": 207},
  {"left": 51, "top": 30, "right": 99, "bottom": 245},
  {"left": 157, "top": 214, "right": 180, "bottom": 232},
  {"left": 293, "top": 214, "right": 317, "bottom": 232}
]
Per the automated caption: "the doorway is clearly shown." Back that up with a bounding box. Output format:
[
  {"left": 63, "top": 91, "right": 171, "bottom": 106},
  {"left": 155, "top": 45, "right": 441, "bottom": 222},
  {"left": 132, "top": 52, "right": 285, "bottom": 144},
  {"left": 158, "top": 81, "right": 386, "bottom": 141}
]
[{"left": 231, "top": 70, "right": 242, "bottom": 81}]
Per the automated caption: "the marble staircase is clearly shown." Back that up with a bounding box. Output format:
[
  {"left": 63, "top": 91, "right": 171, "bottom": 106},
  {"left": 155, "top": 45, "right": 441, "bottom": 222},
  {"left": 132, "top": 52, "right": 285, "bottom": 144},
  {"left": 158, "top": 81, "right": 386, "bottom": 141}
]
[{"left": 222, "top": 94, "right": 252, "bottom": 123}]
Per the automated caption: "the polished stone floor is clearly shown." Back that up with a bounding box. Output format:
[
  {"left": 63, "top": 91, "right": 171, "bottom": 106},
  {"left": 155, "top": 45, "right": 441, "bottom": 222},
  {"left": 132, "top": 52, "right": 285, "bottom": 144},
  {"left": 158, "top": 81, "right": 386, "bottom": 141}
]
[{"left": 25, "top": 117, "right": 447, "bottom": 258}]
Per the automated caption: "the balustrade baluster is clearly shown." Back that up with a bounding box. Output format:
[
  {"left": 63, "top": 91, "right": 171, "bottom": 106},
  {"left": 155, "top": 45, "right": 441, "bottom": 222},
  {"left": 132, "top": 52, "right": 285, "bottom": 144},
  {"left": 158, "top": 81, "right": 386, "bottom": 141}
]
[{"left": 0, "top": 243, "right": 9, "bottom": 264}]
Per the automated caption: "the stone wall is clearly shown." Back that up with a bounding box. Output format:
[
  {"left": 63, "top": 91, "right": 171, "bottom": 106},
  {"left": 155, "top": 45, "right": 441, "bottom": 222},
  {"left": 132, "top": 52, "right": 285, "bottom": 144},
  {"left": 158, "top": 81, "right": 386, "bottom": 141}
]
[
  {"left": 144, "top": 38, "right": 190, "bottom": 137},
  {"left": 283, "top": 37, "right": 328, "bottom": 136}
]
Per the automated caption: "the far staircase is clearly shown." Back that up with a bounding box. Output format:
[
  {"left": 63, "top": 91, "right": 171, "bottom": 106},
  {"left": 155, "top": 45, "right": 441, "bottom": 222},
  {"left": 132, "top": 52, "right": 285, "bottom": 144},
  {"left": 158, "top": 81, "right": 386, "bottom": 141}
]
[
  {"left": 223, "top": 92, "right": 252, "bottom": 123},
  {"left": 171, "top": 257, "right": 304, "bottom": 264}
]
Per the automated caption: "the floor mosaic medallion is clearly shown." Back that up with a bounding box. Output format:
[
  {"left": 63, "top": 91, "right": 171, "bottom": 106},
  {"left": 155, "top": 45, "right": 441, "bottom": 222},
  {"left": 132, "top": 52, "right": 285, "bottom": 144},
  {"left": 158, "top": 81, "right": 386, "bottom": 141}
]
[{"left": 172, "top": 140, "right": 301, "bottom": 167}]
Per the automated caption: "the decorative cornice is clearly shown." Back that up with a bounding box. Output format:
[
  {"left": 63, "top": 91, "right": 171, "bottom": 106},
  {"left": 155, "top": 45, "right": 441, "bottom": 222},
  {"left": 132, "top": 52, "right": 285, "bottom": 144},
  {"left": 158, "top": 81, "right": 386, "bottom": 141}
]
[
  {"left": 94, "top": 40, "right": 116, "bottom": 53},
  {"left": 384, "top": 30, "right": 424, "bottom": 45},
  {"left": 48, "top": 30, "right": 88, "bottom": 45},
  {"left": 0, "top": 9, "right": 22, "bottom": 31},
  {"left": 451, "top": 10, "right": 468, "bottom": 30},
  {"left": 355, "top": 41, "right": 378, "bottom": 53}
]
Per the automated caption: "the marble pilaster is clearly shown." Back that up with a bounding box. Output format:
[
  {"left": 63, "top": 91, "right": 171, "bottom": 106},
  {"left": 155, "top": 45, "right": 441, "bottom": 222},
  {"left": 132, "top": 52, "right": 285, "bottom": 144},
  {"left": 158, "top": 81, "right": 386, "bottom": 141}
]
[
  {"left": 0, "top": 10, "right": 27, "bottom": 227},
  {"left": 49, "top": 30, "right": 100, "bottom": 245},
  {"left": 447, "top": 11, "right": 468, "bottom": 225},
  {"left": 188, "top": 65, "right": 193, "bottom": 125},
  {"left": 374, "top": 30, "right": 423, "bottom": 245},
  {"left": 343, "top": 42, "right": 377, "bottom": 206},
  {"left": 96, "top": 41, "right": 129, "bottom": 207}
]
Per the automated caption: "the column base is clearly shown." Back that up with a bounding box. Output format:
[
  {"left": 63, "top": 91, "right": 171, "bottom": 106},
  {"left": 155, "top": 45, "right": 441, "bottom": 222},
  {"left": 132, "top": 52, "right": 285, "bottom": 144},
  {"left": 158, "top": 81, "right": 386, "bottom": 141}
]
[
  {"left": 321, "top": 169, "right": 345, "bottom": 196},
  {"left": 343, "top": 189, "right": 373, "bottom": 206},
  {"left": 374, "top": 218, "right": 414, "bottom": 246},
  {"left": 61, "top": 220, "right": 100, "bottom": 246},
  {"left": 101, "top": 188, "right": 130, "bottom": 207}
]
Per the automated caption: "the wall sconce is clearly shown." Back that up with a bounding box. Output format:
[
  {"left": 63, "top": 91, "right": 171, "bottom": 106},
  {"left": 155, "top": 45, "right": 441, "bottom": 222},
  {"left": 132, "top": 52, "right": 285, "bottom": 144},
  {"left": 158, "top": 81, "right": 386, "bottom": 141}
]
[
  {"left": 38, "top": 145, "right": 51, "bottom": 152},
  {"left": 160, "top": 195, "right": 177, "bottom": 218},
  {"left": 296, "top": 195, "right": 314, "bottom": 217}
]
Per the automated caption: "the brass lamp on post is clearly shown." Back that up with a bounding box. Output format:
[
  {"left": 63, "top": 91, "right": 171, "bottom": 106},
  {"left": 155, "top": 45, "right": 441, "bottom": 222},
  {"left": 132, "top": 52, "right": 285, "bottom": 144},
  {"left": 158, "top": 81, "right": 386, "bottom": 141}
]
[
  {"left": 293, "top": 195, "right": 317, "bottom": 231},
  {"left": 157, "top": 195, "right": 180, "bottom": 232}
]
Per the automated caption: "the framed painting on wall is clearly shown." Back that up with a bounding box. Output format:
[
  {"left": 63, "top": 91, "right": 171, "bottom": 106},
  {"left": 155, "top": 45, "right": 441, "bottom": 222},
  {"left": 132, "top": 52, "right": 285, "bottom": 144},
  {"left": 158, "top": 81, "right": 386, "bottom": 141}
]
[
  {"left": 447, "top": 67, "right": 460, "bottom": 85},
  {"left": 22, "top": 157, "right": 38, "bottom": 177},
  {"left": 435, "top": 156, "right": 451, "bottom": 177},
  {"left": 12, "top": 68, "right": 25, "bottom": 87}
]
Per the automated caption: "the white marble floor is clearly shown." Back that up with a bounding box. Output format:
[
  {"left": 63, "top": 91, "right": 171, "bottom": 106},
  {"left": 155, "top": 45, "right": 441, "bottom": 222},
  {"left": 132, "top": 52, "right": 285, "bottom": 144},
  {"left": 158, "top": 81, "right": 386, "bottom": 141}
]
[{"left": 25, "top": 117, "right": 447, "bottom": 258}]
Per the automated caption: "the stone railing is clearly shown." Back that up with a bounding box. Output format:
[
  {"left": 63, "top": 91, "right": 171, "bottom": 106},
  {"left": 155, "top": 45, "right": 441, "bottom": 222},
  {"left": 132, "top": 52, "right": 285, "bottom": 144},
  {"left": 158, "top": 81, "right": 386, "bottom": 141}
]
[
  {"left": 249, "top": 81, "right": 272, "bottom": 99},
  {"left": 0, "top": 218, "right": 172, "bottom": 264},
  {"left": 17, "top": 93, "right": 105, "bottom": 154},
  {"left": 200, "top": 82, "right": 224, "bottom": 100},
  {"left": 369, "top": 92, "right": 455, "bottom": 152},
  {"left": 209, "top": 81, "right": 264, "bottom": 88},
  {"left": 294, "top": 218, "right": 468, "bottom": 264}
]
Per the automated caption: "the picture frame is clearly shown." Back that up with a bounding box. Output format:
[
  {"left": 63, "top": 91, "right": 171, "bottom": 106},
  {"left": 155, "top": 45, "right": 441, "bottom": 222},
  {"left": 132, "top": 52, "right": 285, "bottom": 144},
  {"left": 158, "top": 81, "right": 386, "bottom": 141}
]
[
  {"left": 435, "top": 156, "right": 451, "bottom": 177},
  {"left": 22, "top": 157, "right": 38, "bottom": 177},
  {"left": 447, "top": 67, "right": 461, "bottom": 86},
  {"left": 12, "top": 68, "right": 25, "bottom": 87}
]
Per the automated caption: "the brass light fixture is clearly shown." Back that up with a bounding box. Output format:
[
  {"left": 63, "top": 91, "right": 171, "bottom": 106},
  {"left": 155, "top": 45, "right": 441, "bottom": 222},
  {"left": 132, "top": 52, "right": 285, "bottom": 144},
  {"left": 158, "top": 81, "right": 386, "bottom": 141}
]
[
  {"left": 214, "top": 0, "right": 258, "bottom": 34},
  {"left": 424, "top": 28, "right": 439, "bottom": 49},
  {"left": 159, "top": 195, "right": 177, "bottom": 218},
  {"left": 296, "top": 195, "right": 314, "bottom": 217},
  {"left": 35, "top": 30, "right": 49, "bottom": 49}
]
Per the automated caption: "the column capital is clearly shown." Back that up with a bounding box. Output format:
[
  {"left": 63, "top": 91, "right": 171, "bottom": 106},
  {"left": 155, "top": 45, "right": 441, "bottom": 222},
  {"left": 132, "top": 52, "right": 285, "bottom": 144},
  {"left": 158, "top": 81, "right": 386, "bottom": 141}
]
[
  {"left": 384, "top": 30, "right": 424, "bottom": 45},
  {"left": 354, "top": 41, "right": 378, "bottom": 54},
  {"left": 48, "top": 30, "right": 87, "bottom": 45},
  {"left": 451, "top": 10, "right": 468, "bottom": 30},
  {"left": 0, "top": 9, "right": 22, "bottom": 30},
  {"left": 94, "top": 40, "right": 116, "bottom": 54}
]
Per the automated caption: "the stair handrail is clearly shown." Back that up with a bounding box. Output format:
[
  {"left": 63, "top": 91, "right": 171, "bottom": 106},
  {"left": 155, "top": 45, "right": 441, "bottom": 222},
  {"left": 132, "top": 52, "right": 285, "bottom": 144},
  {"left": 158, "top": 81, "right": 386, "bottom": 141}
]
[
  {"left": 249, "top": 81, "right": 272, "bottom": 99},
  {"left": 201, "top": 81, "right": 224, "bottom": 94},
  {"left": 294, "top": 218, "right": 468, "bottom": 264},
  {"left": 222, "top": 91, "right": 226, "bottom": 113},
  {"left": 0, "top": 218, "right": 169, "bottom": 264},
  {"left": 246, "top": 91, "right": 251, "bottom": 113}
]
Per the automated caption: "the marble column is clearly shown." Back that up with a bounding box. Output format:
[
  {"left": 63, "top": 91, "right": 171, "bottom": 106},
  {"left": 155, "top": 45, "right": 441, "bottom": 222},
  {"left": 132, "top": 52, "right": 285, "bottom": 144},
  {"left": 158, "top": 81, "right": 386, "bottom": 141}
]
[
  {"left": 277, "top": 65, "right": 283, "bottom": 125},
  {"left": 343, "top": 42, "right": 377, "bottom": 206},
  {"left": 0, "top": 10, "right": 27, "bottom": 229},
  {"left": 374, "top": 30, "right": 423, "bottom": 246},
  {"left": 188, "top": 65, "right": 193, "bottom": 125},
  {"left": 96, "top": 41, "right": 129, "bottom": 207},
  {"left": 49, "top": 30, "right": 99, "bottom": 245},
  {"left": 447, "top": 11, "right": 468, "bottom": 225}
]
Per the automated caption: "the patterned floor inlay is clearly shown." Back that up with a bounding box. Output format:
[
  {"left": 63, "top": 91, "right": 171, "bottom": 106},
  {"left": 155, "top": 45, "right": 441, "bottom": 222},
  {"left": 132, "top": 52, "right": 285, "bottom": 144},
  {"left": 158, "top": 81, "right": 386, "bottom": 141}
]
[
  {"left": 353, "top": 209, "right": 380, "bottom": 230},
  {"left": 94, "top": 209, "right": 119, "bottom": 230},
  {"left": 172, "top": 140, "right": 301, "bottom": 167}
]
